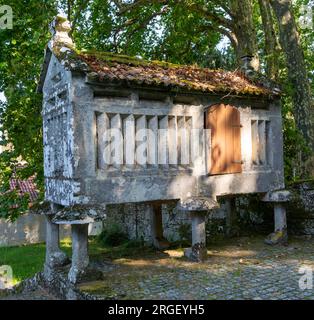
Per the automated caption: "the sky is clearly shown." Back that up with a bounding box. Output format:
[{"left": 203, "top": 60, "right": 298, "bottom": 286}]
[{"left": 0, "top": 92, "right": 5, "bottom": 102}]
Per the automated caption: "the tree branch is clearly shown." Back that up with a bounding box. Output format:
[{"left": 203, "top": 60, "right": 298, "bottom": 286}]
[
  {"left": 123, "top": 5, "right": 170, "bottom": 49},
  {"left": 112, "top": 0, "right": 169, "bottom": 16},
  {"left": 71, "top": 0, "right": 90, "bottom": 33},
  {"left": 179, "top": 1, "right": 234, "bottom": 30}
]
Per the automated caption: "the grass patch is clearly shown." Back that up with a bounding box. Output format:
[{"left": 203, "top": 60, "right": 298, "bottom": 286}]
[
  {"left": 0, "top": 237, "right": 153, "bottom": 283},
  {"left": 0, "top": 239, "right": 73, "bottom": 284}
]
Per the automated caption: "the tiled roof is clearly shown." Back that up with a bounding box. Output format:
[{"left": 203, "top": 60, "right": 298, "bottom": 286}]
[
  {"left": 9, "top": 177, "right": 38, "bottom": 202},
  {"left": 73, "top": 51, "right": 280, "bottom": 97},
  {"left": 38, "top": 16, "right": 281, "bottom": 97}
]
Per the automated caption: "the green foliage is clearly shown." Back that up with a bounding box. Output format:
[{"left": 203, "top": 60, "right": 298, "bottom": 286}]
[
  {"left": 124, "top": 238, "right": 145, "bottom": 248},
  {"left": 98, "top": 223, "right": 129, "bottom": 247},
  {"left": 0, "top": 0, "right": 57, "bottom": 220},
  {"left": 282, "top": 96, "right": 311, "bottom": 182},
  {"left": 0, "top": 0, "right": 313, "bottom": 223}
]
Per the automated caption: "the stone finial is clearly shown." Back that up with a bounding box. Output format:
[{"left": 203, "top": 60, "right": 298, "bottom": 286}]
[
  {"left": 240, "top": 55, "right": 259, "bottom": 76},
  {"left": 49, "top": 14, "right": 74, "bottom": 49}
]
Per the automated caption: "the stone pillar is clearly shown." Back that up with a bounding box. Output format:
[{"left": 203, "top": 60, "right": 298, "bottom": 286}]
[
  {"left": 177, "top": 197, "right": 219, "bottom": 262},
  {"left": 274, "top": 204, "right": 287, "bottom": 232},
  {"left": 225, "top": 198, "right": 237, "bottom": 237},
  {"left": 262, "top": 190, "right": 290, "bottom": 245},
  {"left": 150, "top": 203, "right": 170, "bottom": 250},
  {"left": 191, "top": 212, "right": 206, "bottom": 245},
  {"left": 44, "top": 204, "right": 69, "bottom": 281},
  {"left": 68, "top": 223, "right": 89, "bottom": 284},
  {"left": 185, "top": 212, "right": 207, "bottom": 262}
]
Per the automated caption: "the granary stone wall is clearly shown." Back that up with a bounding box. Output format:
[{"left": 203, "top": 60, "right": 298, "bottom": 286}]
[
  {"left": 286, "top": 181, "right": 314, "bottom": 235},
  {"left": 104, "top": 201, "right": 230, "bottom": 244},
  {"left": 103, "top": 181, "right": 314, "bottom": 244}
]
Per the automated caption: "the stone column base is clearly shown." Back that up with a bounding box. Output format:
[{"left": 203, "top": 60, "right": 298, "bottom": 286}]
[
  {"left": 184, "top": 243, "right": 207, "bottom": 262},
  {"left": 68, "top": 265, "right": 104, "bottom": 285},
  {"left": 264, "top": 230, "right": 288, "bottom": 245}
]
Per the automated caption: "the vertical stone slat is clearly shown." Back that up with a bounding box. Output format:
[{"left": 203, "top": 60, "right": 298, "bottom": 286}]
[
  {"left": 135, "top": 115, "right": 147, "bottom": 167},
  {"left": 124, "top": 115, "right": 135, "bottom": 168},
  {"left": 168, "top": 116, "right": 178, "bottom": 166},
  {"left": 96, "top": 112, "right": 110, "bottom": 170},
  {"left": 258, "top": 120, "right": 266, "bottom": 165},
  {"left": 148, "top": 116, "right": 158, "bottom": 166},
  {"left": 110, "top": 114, "right": 123, "bottom": 168},
  {"left": 178, "top": 116, "right": 190, "bottom": 167},
  {"left": 184, "top": 116, "right": 192, "bottom": 167},
  {"left": 158, "top": 116, "right": 168, "bottom": 166},
  {"left": 251, "top": 119, "right": 259, "bottom": 165}
]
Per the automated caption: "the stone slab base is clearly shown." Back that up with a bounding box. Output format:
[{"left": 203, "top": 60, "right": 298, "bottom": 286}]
[
  {"left": 184, "top": 243, "right": 207, "bottom": 262},
  {"left": 264, "top": 230, "right": 288, "bottom": 245}
]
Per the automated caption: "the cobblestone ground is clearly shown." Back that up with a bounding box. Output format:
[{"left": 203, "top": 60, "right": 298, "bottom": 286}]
[
  {"left": 2, "top": 236, "right": 314, "bottom": 300},
  {"left": 0, "top": 287, "right": 59, "bottom": 300},
  {"left": 79, "top": 236, "right": 314, "bottom": 300}
]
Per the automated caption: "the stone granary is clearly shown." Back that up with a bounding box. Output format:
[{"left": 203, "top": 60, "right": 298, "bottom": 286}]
[{"left": 38, "top": 16, "right": 288, "bottom": 283}]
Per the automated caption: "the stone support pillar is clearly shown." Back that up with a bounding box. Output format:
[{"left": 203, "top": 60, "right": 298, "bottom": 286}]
[
  {"left": 178, "top": 197, "right": 219, "bottom": 262},
  {"left": 184, "top": 211, "right": 207, "bottom": 262},
  {"left": 68, "top": 224, "right": 89, "bottom": 284},
  {"left": 225, "top": 198, "right": 237, "bottom": 237},
  {"left": 274, "top": 204, "right": 287, "bottom": 232},
  {"left": 44, "top": 203, "right": 69, "bottom": 281},
  {"left": 262, "top": 190, "right": 290, "bottom": 245}
]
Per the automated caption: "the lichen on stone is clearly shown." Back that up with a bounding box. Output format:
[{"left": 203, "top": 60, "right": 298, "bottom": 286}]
[{"left": 52, "top": 204, "right": 106, "bottom": 223}]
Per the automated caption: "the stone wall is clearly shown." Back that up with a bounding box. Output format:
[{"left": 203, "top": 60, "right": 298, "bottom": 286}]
[
  {"left": 3, "top": 181, "right": 311, "bottom": 248},
  {"left": 104, "top": 201, "right": 230, "bottom": 245},
  {"left": 286, "top": 181, "right": 314, "bottom": 235},
  {"left": 103, "top": 181, "right": 314, "bottom": 244},
  {"left": 0, "top": 213, "right": 102, "bottom": 247}
]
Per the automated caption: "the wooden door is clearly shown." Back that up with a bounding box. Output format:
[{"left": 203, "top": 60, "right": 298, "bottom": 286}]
[{"left": 205, "top": 104, "right": 242, "bottom": 175}]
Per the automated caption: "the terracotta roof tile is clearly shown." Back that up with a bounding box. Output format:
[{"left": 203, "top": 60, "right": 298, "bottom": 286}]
[
  {"left": 73, "top": 51, "right": 280, "bottom": 97},
  {"left": 9, "top": 177, "right": 38, "bottom": 202}
]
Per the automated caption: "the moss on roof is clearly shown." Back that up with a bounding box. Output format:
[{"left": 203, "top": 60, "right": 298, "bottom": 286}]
[
  {"left": 79, "top": 50, "right": 181, "bottom": 69},
  {"left": 53, "top": 46, "right": 280, "bottom": 98}
]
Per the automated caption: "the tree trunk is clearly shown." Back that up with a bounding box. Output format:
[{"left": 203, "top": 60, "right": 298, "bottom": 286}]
[
  {"left": 229, "top": 0, "right": 260, "bottom": 71},
  {"left": 270, "top": 0, "right": 314, "bottom": 149},
  {"left": 258, "top": 0, "right": 280, "bottom": 80}
]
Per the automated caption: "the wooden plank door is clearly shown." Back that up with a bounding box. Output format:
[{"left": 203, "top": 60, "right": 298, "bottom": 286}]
[{"left": 205, "top": 104, "right": 242, "bottom": 175}]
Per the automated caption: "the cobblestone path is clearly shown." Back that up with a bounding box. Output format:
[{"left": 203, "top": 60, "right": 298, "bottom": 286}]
[
  {"left": 3, "top": 236, "right": 314, "bottom": 300},
  {"left": 79, "top": 236, "right": 314, "bottom": 300}
]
